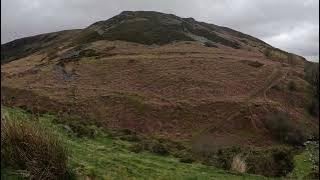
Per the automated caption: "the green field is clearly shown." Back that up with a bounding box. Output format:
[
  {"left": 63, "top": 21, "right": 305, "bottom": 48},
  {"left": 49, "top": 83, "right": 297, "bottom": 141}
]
[{"left": 2, "top": 107, "right": 317, "bottom": 179}]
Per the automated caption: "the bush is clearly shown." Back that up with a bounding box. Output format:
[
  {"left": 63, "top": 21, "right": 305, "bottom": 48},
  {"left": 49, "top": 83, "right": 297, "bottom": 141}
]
[
  {"left": 1, "top": 117, "right": 68, "bottom": 179},
  {"left": 55, "top": 114, "right": 98, "bottom": 138},
  {"left": 179, "top": 156, "right": 195, "bottom": 163},
  {"left": 129, "top": 143, "right": 144, "bottom": 153},
  {"left": 246, "top": 147, "right": 294, "bottom": 177},
  {"left": 215, "top": 147, "right": 242, "bottom": 169},
  {"left": 79, "top": 49, "right": 99, "bottom": 57},
  {"left": 129, "top": 138, "right": 184, "bottom": 156},
  {"left": 271, "top": 84, "right": 281, "bottom": 91},
  {"left": 240, "top": 60, "right": 264, "bottom": 68},
  {"left": 204, "top": 42, "right": 218, "bottom": 48},
  {"left": 195, "top": 146, "right": 295, "bottom": 177},
  {"left": 307, "top": 98, "right": 319, "bottom": 117},
  {"left": 150, "top": 141, "right": 169, "bottom": 155},
  {"left": 263, "top": 48, "right": 272, "bottom": 58},
  {"left": 288, "top": 81, "right": 297, "bottom": 91},
  {"left": 129, "top": 140, "right": 169, "bottom": 155},
  {"left": 304, "top": 62, "right": 319, "bottom": 97},
  {"left": 304, "top": 62, "right": 319, "bottom": 117},
  {"left": 265, "top": 112, "right": 306, "bottom": 145}
]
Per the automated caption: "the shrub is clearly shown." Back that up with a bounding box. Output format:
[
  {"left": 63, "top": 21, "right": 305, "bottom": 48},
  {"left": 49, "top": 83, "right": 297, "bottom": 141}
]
[
  {"left": 263, "top": 48, "right": 272, "bottom": 58},
  {"left": 288, "top": 81, "right": 297, "bottom": 91},
  {"left": 117, "top": 130, "right": 140, "bottom": 142},
  {"left": 215, "top": 147, "right": 242, "bottom": 169},
  {"left": 204, "top": 42, "right": 218, "bottom": 48},
  {"left": 246, "top": 147, "right": 294, "bottom": 177},
  {"left": 265, "top": 112, "right": 306, "bottom": 145},
  {"left": 179, "top": 156, "right": 195, "bottom": 163},
  {"left": 129, "top": 138, "right": 184, "bottom": 156},
  {"left": 304, "top": 62, "right": 319, "bottom": 117},
  {"left": 248, "top": 61, "right": 264, "bottom": 68},
  {"left": 129, "top": 143, "right": 144, "bottom": 153},
  {"left": 130, "top": 140, "right": 169, "bottom": 155},
  {"left": 55, "top": 114, "right": 98, "bottom": 138},
  {"left": 271, "top": 84, "right": 281, "bottom": 91},
  {"left": 240, "top": 60, "right": 264, "bottom": 68},
  {"left": 196, "top": 146, "right": 294, "bottom": 177},
  {"left": 79, "top": 49, "right": 99, "bottom": 57},
  {"left": 1, "top": 117, "right": 68, "bottom": 179},
  {"left": 304, "top": 62, "right": 319, "bottom": 97},
  {"left": 307, "top": 98, "right": 319, "bottom": 117},
  {"left": 150, "top": 141, "right": 169, "bottom": 155}
]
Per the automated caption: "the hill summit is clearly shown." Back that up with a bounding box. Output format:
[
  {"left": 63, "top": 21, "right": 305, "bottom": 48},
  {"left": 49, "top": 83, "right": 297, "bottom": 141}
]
[{"left": 2, "top": 11, "right": 305, "bottom": 65}]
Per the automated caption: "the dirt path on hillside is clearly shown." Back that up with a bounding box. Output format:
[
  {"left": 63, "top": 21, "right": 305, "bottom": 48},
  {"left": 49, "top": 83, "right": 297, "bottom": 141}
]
[{"left": 194, "top": 64, "right": 289, "bottom": 140}]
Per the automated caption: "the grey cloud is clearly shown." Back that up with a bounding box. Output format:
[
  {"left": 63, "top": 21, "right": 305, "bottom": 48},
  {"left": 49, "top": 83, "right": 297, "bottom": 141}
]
[{"left": 1, "top": 0, "right": 318, "bottom": 61}]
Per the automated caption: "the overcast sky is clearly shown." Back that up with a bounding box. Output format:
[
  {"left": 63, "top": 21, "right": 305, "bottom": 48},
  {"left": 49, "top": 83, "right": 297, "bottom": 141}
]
[{"left": 1, "top": 0, "right": 319, "bottom": 62}]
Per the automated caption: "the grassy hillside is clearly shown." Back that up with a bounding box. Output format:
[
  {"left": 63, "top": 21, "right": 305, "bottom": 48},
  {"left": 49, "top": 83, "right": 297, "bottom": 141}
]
[{"left": 1, "top": 107, "right": 270, "bottom": 179}]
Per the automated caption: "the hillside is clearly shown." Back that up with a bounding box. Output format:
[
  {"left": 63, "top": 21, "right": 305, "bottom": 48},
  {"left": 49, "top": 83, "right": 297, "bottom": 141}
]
[{"left": 1, "top": 11, "right": 319, "bottom": 178}]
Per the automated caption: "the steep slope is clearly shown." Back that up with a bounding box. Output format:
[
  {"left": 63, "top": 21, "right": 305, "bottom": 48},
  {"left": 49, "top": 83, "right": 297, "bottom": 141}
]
[
  {"left": 1, "top": 11, "right": 318, "bottom": 151},
  {"left": 1, "top": 30, "right": 81, "bottom": 64}
]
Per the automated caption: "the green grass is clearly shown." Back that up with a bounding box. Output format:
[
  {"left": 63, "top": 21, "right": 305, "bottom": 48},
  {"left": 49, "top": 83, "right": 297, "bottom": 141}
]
[
  {"left": 288, "top": 143, "right": 319, "bottom": 179},
  {"left": 2, "top": 107, "right": 270, "bottom": 179},
  {"left": 288, "top": 150, "right": 313, "bottom": 179}
]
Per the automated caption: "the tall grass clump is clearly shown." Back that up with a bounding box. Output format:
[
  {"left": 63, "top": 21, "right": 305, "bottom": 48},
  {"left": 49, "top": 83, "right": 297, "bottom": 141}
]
[
  {"left": 1, "top": 115, "right": 68, "bottom": 179},
  {"left": 231, "top": 154, "right": 247, "bottom": 173}
]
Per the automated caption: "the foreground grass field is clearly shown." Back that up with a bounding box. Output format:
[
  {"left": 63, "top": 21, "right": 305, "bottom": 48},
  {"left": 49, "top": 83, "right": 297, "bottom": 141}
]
[
  {"left": 1, "top": 107, "right": 317, "bottom": 179},
  {"left": 1, "top": 107, "right": 266, "bottom": 179}
]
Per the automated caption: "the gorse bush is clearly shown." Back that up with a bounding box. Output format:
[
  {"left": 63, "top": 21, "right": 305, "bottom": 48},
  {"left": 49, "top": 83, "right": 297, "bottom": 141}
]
[
  {"left": 1, "top": 116, "right": 68, "bottom": 179},
  {"left": 265, "top": 112, "right": 306, "bottom": 146}
]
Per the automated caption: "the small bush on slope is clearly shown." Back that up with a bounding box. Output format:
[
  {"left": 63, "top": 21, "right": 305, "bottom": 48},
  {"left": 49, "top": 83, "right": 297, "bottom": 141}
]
[
  {"left": 265, "top": 112, "right": 306, "bottom": 146},
  {"left": 1, "top": 114, "right": 69, "bottom": 179},
  {"left": 196, "top": 146, "right": 295, "bottom": 177},
  {"left": 288, "top": 81, "right": 297, "bottom": 91},
  {"left": 54, "top": 113, "right": 99, "bottom": 138}
]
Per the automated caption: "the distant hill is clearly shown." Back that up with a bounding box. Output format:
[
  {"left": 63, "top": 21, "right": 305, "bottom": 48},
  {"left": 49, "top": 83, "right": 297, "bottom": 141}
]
[
  {"left": 1, "top": 11, "right": 317, "bottom": 151},
  {"left": 1, "top": 11, "right": 306, "bottom": 65}
]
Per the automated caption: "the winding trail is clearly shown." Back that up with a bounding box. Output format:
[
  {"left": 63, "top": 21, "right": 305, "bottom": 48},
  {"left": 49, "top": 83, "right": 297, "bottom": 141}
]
[{"left": 194, "top": 64, "right": 290, "bottom": 140}]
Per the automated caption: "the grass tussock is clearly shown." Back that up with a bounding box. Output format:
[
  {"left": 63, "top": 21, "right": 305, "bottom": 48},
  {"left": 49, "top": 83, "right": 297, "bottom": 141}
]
[
  {"left": 1, "top": 115, "right": 69, "bottom": 179},
  {"left": 231, "top": 154, "right": 247, "bottom": 173}
]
